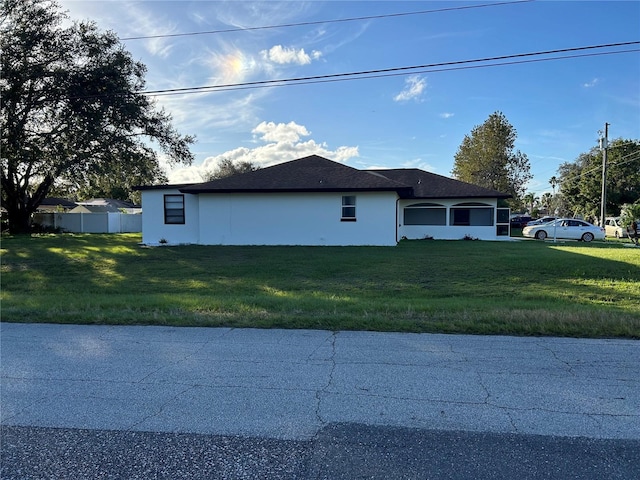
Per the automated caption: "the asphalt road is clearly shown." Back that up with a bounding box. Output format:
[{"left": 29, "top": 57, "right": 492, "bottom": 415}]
[{"left": 1, "top": 323, "right": 639, "bottom": 479}]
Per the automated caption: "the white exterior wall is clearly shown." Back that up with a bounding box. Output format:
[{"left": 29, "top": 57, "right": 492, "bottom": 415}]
[
  {"left": 197, "top": 191, "right": 398, "bottom": 246},
  {"left": 398, "top": 198, "right": 507, "bottom": 241},
  {"left": 141, "top": 189, "right": 199, "bottom": 245}
]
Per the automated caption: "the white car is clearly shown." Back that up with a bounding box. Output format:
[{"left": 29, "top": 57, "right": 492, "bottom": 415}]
[
  {"left": 522, "top": 218, "right": 605, "bottom": 242},
  {"left": 526, "top": 216, "right": 557, "bottom": 227},
  {"left": 604, "top": 217, "right": 627, "bottom": 238}
]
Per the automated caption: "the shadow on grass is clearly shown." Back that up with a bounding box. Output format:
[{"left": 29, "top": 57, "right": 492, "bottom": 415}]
[{"left": 1, "top": 234, "right": 639, "bottom": 337}]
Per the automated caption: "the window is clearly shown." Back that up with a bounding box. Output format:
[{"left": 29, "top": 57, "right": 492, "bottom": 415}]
[
  {"left": 404, "top": 203, "right": 446, "bottom": 225},
  {"left": 496, "top": 207, "right": 510, "bottom": 236},
  {"left": 450, "top": 207, "right": 493, "bottom": 226},
  {"left": 496, "top": 208, "right": 510, "bottom": 224},
  {"left": 341, "top": 195, "right": 356, "bottom": 221},
  {"left": 164, "top": 194, "right": 185, "bottom": 224}
]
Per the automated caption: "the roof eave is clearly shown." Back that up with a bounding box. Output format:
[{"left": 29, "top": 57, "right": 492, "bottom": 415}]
[{"left": 179, "top": 187, "right": 412, "bottom": 195}]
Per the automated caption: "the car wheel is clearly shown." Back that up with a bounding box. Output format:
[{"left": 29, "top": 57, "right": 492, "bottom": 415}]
[
  {"left": 535, "top": 230, "right": 547, "bottom": 240},
  {"left": 582, "top": 232, "right": 594, "bottom": 242}
]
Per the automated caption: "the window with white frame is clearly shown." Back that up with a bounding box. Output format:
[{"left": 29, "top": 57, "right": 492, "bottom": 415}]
[
  {"left": 164, "top": 194, "right": 185, "bottom": 224},
  {"left": 496, "top": 207, "right": 510, "bottom": 236},
  {"left": 404, "top": 203, "right": 446, "bottom": 225},
  {"left": 341, "top": 195, "right": 356, "bottom": 221},
  {"left": 450, "top": 203, "right": 493, "bottom": 226}
]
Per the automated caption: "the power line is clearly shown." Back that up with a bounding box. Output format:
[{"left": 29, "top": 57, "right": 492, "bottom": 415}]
[
  {"left": 119, "top": 0, "right": 534, "bottom": 41},
  {"left": 140, "top": 41, "right": 639, "bottom": 97},
  {"left": 552, "top": 149, "right": 640, "bottom": 188},
  {"left": 150, "top": 48, "right": 640, "bottom": 97}
]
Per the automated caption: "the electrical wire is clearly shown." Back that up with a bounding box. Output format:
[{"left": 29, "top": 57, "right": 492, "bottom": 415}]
[
  {"left": 119, "top": 0, "right": 535, "bottom": 41},
  {"left": 553, "top": 149, "right": 640, "bottom": 188},
  {"left": 139, "top": 41, "right": 640, "bottom": 97}
]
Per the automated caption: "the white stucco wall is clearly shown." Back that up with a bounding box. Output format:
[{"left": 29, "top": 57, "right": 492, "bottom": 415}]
[
  {"left": 140, "top": 189, "right": 199, "bottom": 245},
  {"left": 197, "top": 191, "right": 398, "bottom": 246},
  {"left": 141, "top": 189, "right": 509, "bottom": 246},
  {"left": 397, "top": 198, "right": 509, "bottom": 241}
]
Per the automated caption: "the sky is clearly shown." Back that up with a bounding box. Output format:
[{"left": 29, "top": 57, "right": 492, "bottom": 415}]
[{"left": 59, "top": 0, "right": 640, "bottom": 197}]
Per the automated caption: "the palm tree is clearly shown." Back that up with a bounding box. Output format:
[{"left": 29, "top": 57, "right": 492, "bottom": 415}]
[
  {"left": 541, "top": 193, "right": 553, "bottom": 214},
  {"left": 523, "top": 192, "right": 539, "bottom": 215}
]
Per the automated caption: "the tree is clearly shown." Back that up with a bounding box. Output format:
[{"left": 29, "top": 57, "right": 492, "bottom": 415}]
[
  {"left": 556, "top": 139, "right": 640, "bottom": 220},
  {"left": 523, "top": 192, "right": 539, "bottom": 215},
  {"left": 1, "top": 0, "right": 194, "bottom": 233},
  {"left": 540, "top": 192, "right": 553, "bottom": 214},
  {"left": 452, "top": 111, "right": 532, "bottom": 206},
  {"left": 620, "top": 202, "right": 640, "bottom": 227},
  {"left": 203, "top": 158, "right": 260, "bottom": 181}
]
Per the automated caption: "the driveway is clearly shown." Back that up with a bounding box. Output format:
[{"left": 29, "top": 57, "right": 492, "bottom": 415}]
[{"left": 1, "top": 323, "right": 638, "bottom": 479}]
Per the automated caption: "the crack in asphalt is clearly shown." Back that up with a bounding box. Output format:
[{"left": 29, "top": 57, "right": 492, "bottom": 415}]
[
  {"left": 535, "top": 340, "right": 577, "bottom": 376},
  {"left": 314, "top": 331, "right": 338, "bottom": 428},
  {"left": 125, "top": 384, "right": 200, "bottom": 432}
]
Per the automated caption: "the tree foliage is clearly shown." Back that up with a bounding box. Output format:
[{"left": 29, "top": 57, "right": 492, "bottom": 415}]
[
  {"left": 203, "top": 158, "right": 260, "bottom": 181},
  {"left": 452, "top": 111, "right": 532, "bottom": 205},
  {"left": 1, "top": 0, "right": 194, "bottom": 233},
  {"left": 556, "top": 139, "right": 640, "bottom": 220},
  {"left": 620, "top": 202, "right": 640, "bottom": 228}
]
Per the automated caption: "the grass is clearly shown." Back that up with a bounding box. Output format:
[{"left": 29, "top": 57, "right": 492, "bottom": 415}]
[{"left": 1, "top": 233, "right": 639, "bottom": 338}]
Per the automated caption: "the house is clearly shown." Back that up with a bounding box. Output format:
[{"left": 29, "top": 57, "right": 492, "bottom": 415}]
[
  {"left": 36, "top": 197, "right": 78, "bottom": 212},
  {"left": 71, "top": 198, "right": 141, "bottom": 214},
  {"left": 136, "top": 155, "right": 511, "bottom": 246},
  {"left": 33, "top": 198, "right": 142, "bottom": 233}
]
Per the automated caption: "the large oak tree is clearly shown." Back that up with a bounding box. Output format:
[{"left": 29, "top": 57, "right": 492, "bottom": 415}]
[
  {"left": 452, "top": 111, "right": 531, "bottom": 206},
  {"left": 1, "top": 0, "right": 194, "bottom": 233}
]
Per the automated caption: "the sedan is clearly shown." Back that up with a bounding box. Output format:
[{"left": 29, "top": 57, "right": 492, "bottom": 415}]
[
  {"left": 526, "top": 216, "right": 556, "bottom": 227},
  {"left": 604, "top": 217, "right": 627, "bottom": 238},
  {"left": 522, "top": 218, "right": 605, "bottom": 242}
]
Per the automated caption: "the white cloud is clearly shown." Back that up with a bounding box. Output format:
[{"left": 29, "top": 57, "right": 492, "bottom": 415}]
[
  {"left": 394, "top": 75, "right": 427, "bottom": 102},
  {"left": 440, "top": 112, "right": 455, "bottom": 119},
  {"left": 166, "top": 121, "right": 359, "bottom": 183},
  {"left": 60, "top": 1, "right": 177, "bottom": 59},
  {"left": 261, "top": 45, "right": 322, "bottom": 65},
  {"left": 401, "top": 158, "right": 438, "bottom": 173},
  {"left": 583, "top": 78, "right": 599, "bottom": 88},
  {"left": 252, "top": 121, "right": 310, "bottom": 143}
]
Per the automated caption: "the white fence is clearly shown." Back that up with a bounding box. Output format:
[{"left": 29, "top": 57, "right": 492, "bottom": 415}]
[{"left": 33, "top": 212, "right": 142, "bottom": 233}]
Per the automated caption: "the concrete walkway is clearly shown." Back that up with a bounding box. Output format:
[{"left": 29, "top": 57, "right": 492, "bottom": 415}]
[{"left": 1, "top": 323, "right": 639, "bottom": 478}]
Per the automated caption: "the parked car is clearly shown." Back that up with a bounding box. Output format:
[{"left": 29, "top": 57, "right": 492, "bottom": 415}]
[
  {"left": 510, "top": 215, "right": 533, "bottom": 229},
  {"left": 522, "top": 218, "right": 605, "bottom": 242},
  {"left": 526, "top": 216, "right": 556, "bottom": 227},
  {"left": 604, "top": 217, "right": 627, "bottom": 238}
]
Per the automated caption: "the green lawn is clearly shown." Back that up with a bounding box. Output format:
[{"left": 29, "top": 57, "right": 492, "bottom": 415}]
[{"left": 1, "top": 234, "right": 639, "bottom": 338}]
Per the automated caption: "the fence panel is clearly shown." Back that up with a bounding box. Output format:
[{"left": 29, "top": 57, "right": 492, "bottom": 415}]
[{"left": 32, "top": 212, "right": 141, "bottom": 233}]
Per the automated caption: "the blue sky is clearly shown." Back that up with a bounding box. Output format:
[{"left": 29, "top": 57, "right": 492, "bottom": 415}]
[{"left": 60, "top": 0, "right": 640, "bottom": 196}]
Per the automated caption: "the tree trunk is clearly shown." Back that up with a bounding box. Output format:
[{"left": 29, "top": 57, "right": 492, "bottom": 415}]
[{"left": 6, "top": 205, "right": 33, "bottom": 234}]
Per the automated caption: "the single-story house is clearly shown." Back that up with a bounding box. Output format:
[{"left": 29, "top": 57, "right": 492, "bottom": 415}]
[
  {"left": 71, "top": 198, "right": 141, "bottom": 214},
  {"left": 136, "top": 155, "right": 511, "bottom": 246},
  {"left": 36, "top": 197, "right": 78, "bottom": 212},
  {"left": 32, "top": 198, "right": 142, "bottom": 233}
]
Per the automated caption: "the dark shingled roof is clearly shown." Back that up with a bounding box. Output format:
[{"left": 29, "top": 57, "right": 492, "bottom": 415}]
[
  {"left": 137, "top": 155, "right": 510, "bottom": 199},
  {"left": 39, "top": 197, "right": 78, "bottom": 208},
  {"left": 180, "top": 155, "right": 413, "bottom": 195},
  {"left": 370, "top": 169, "right": 511, "bottom": 199}
]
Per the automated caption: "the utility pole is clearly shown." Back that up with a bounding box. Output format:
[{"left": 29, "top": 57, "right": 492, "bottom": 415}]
[{"left": 599, "top": 123, "right": 609, "bottom": 227}]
